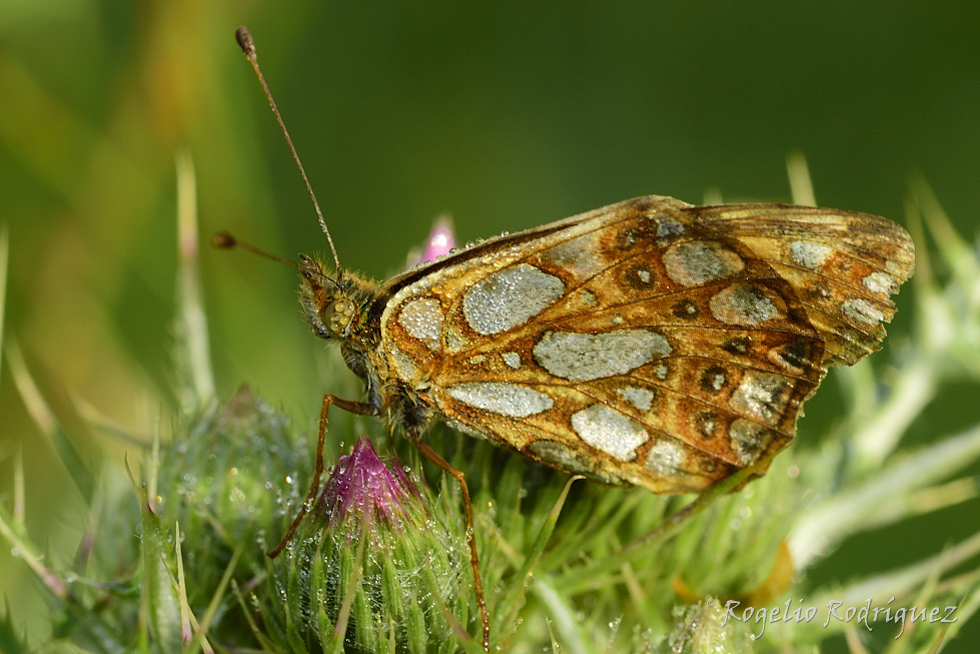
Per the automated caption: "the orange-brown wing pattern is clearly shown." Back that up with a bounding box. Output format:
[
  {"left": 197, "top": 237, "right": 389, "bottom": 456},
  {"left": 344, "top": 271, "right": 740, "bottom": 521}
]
[
  {"left": 377, "top": 196, "right": 913, "bottom": 493},
  {"left": 685, "top": 204, "right": 915, "bottom": 366}
]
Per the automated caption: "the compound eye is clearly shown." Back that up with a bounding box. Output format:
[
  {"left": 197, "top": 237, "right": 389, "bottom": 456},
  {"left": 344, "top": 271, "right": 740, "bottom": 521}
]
[{"left": 321, "top": 297, "right": 355, "bottom": 335}]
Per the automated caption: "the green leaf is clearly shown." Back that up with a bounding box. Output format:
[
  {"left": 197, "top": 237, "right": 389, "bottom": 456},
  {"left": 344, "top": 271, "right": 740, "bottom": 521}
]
[{"left": 131, "top": 466, "right": 181, "bottom": 654}]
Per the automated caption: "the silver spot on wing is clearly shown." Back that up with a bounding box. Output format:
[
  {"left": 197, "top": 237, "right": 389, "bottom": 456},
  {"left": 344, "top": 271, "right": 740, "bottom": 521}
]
[
  {"left": 709, "top": 283, "right": 781, "bottom": 326},
  {"left": 462, "top": 263, "right": 565, "bottom": 335},
  {"left": 662, "top": 241, "right": 745, "bottom": 287},
  {"left": 540, "top": 232, "right": 605, "bottom": 278},
  {"left": 729, "top": 371, "right": 793, "bottom": 426},
  {"left": 788, "top": 240, "right": 832, "bottom": 269},
  {"left": 447, "top": 382, "right": 554, "bottom": 418},
  {"left": 533, "top": 330, "right": 672, "bottom": 382},
  {"left": 842, "top": 297, "right": 885, "bottom": 325},
  {"left": 646, "top": 438, "right": 686, "bottom": 475},
  {"left": 616, "top": 386, "right": 654, "bottom": 412},
  {"left": 398, "top": 297, "right": 443, "bottom": 349},
  {"left": 862, "top": 271, "right": 898, "bottom": 295},
  {"left": 388, "top": 343, "right": 417, "bottom": 381},
  {"left": 526, "top": 440, "right": 615, "bottom": 484},
  {"left": 729, "top": 419, "right": 771, "bottom": 466},
  {"left": 570, "top": 404, "right": 649, "bottom": 461}
]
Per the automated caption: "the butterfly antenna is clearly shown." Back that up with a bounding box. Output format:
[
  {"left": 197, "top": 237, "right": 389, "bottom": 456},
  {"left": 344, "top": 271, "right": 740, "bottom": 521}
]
[
  {"left": 212, "top": 232, "right": 301, "bottom": 271},
  {"left": 212, "top": 232, "right": 340, "bottom": 287},
  {"left": 235, "top": 26, "right": 343, "bottom": 275}
]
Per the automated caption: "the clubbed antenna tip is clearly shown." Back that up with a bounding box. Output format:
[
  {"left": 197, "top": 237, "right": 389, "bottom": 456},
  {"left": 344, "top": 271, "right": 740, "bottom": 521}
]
[
  {"left": 235, "top": 26, "right": 255, "bottom": 56},
  {"left": 233, "top": 25, "right": 343, "bottom": 274},
  {"left": 211, "top": 231, "right": 238, "bottom": 249},
  {"left": 211, "top": 231, "right": 303, "bottom": 273}
]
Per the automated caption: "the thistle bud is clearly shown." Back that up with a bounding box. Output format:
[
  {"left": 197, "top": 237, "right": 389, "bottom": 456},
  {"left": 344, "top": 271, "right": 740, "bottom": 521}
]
[
  {"left": 655, "top": 600, "right": 754, "bottom": 654},
  {"left": 278, "top": 437, "right": 469, "bottom": 653},
  {"left": 157, "top": 386, "right": 308, "bottom": 598}
]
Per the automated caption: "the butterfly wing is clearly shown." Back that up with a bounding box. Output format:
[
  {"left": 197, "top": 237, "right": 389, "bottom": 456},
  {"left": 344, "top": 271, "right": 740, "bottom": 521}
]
[
  {"left": 689, "top": 204, "right": 914, "bottom": 366},
  {"left": 377, "top": 196, "right": 913, "bottom": 492}
]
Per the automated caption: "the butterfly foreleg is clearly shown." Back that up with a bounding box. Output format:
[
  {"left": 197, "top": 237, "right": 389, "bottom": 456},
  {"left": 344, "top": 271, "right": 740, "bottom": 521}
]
[
  {"left": 266, "top": 393, "right": 378, "bottom": 559},
  {"left": 407, "top": 429, "right": 491, "bottom": 652}
]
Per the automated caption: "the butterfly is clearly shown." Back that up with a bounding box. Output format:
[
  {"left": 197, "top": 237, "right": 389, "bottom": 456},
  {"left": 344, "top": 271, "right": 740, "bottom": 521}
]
[
  {"left": 222, "top": 26, "right": 914, "bottom": 651},
  {"left": 297, "top": 194, "right": 913, "bottom": 493}
]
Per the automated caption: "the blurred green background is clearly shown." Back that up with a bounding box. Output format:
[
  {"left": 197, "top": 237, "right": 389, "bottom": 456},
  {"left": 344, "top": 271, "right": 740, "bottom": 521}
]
[{"left": 1, "top": 1, "right": 978, "bottom": 651}]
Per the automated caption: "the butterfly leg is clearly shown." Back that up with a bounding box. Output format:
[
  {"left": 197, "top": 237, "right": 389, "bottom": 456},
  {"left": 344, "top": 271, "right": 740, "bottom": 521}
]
[
  {"left": 267, "top": 393, "right": 378, "bottom": 559},
  {"left": 407, "top": 430, "right": 491, "bottom": 652}
]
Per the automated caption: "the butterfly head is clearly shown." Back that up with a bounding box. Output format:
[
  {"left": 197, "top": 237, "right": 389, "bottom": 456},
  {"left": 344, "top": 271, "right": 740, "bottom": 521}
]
[
  {"left": 211, "top": 233, "right": 355, "bottom": 341},
  {"left": 299, "top": 255, "right": 356, "bottom": 340}
]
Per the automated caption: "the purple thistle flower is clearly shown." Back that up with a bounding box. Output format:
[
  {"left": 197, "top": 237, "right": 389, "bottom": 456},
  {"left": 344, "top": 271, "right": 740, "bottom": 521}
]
[
  {"left": 405, "top": 215, "right": 456, "bottom": 268},
  {"left": 289, "top": 436, "right": 466, "bottom": 649},
  {"left": 320, "top": 437, "right": 419, "bottom": 532},
  {"left": 421, "top": 216, "right": 455, "bottom": 262}
]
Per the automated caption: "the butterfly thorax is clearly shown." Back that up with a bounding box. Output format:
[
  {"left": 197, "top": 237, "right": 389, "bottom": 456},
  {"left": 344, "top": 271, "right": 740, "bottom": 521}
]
[{"left": 298, "top": 256, "right": 431, "bottom": 427}]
